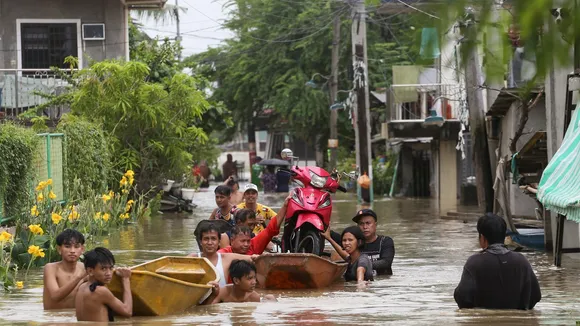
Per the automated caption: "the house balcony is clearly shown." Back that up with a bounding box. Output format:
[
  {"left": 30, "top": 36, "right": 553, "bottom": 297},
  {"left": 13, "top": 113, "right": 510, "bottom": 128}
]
[
  {"left": 0, "top": 69, "right": 71, "bottom": 121},
  {"left": 374, "top": 83, "right": 464, "bottom": 142},
  {"left": 122, "top": 0, "right": 166, "bottom": 8}
]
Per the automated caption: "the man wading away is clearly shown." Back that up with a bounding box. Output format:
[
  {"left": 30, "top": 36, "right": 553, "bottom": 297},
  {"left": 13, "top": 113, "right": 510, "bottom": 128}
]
[
  {"left": 333, "top": 209, "right": 395, "bottom": 276},
  {"left": 454, "top": 213, "right": 541, "bottom": 310}
]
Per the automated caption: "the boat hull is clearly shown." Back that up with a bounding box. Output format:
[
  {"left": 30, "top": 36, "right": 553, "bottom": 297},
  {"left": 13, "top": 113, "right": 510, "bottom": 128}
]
[
  {"left": 508, "top": 228, "right": 545, "bottom": 250},
  {"left": 254, "top": 253, "right": 347, "bottom": 289},
  {"left": 107, "top": 256, "right": 218, "bottom": 316}
]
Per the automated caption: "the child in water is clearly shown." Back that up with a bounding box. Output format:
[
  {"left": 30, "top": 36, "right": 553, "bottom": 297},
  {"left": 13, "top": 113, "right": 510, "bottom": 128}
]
[
  {"left": 43, "top": 229, "right": 87, "bottom": 310},
  {"left": 322, "top": 226, "right": 374, "bottom": 285},
  {"left": 205, "top": 260, "right": 277, "bottom": 304},
  {"left": 75, "top": 247, "right": 132, "bottom": 322}
]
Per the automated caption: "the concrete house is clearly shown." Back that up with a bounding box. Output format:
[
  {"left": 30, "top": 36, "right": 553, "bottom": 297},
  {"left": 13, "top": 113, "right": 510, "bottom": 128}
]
[{"left": 0, "top": 0, "right": 166, "bottom": 118}]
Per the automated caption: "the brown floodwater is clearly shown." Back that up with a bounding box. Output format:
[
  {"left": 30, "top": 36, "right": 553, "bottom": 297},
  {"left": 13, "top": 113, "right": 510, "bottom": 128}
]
[{"left": 1, "top": 186, "right": 580, "bottom": 325}]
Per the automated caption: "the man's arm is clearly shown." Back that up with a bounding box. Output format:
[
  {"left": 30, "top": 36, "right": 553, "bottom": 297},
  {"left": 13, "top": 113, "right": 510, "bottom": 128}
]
[
  {"left": 43, "top": 264, "right": 87, "bottom": 304},
  {"left": 102, "top": 268, "right": 132, "bottom": 317},
  {"left": 219, "top": 233, "right": 230, "bottom": 249},
  {"left": 201, "top": 281, "right": 221, "bottom": 305},
  {"left": 453, "top": 266, "right": 475, "bottom": 309},
  {"left": 250, "top": 196, "right": 291, "bottom": 254},
  {"left": 372, "top": 237, "right": 395, "bottom": 273},
  {"left": 248, "top": 291, "right": 261, "bottom": 302}
]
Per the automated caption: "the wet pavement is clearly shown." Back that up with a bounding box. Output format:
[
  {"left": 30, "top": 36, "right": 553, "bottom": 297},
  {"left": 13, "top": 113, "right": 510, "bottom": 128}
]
[{"left": 1, "top": 185, "right": 580, "bottom": 325}]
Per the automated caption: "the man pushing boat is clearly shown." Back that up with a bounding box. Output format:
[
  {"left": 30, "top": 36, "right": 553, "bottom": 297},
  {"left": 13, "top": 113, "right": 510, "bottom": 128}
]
[{"left": 189, "top": 223, "right": 258, "bottom": 287}]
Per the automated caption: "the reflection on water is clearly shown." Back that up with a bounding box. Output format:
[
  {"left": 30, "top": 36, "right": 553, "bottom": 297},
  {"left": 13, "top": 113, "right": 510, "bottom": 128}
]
[{"left": 2, "top": 186, "right": 580, "bottom": 325}]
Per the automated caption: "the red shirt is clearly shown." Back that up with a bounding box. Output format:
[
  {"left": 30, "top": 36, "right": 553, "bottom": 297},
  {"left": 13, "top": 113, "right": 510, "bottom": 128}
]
[{"left": 218, "top": 216, "right": 280, "bottom": 255}]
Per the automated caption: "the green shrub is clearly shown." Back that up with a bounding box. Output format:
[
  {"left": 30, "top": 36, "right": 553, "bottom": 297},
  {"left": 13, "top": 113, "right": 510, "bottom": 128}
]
[
  {"left": 0, "top": 123, "right": 39, "bottom": 223},
  {"left": 57, "top": 115, "right": 112, "bottom": 197}
]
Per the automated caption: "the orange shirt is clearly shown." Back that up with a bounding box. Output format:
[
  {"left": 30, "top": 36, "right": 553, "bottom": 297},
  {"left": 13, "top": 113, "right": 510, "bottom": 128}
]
[{"left": 218, "top": 216, "right": 279, "bottom": 255}]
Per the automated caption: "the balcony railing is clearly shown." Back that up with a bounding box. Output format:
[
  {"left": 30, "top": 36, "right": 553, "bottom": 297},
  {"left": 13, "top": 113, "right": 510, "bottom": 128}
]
[
  {"left": 0, "top": 69, "right": 71, "bottom": 120},
  {"left": 388, "top": 83, "right": 464, "bottom": 122}
]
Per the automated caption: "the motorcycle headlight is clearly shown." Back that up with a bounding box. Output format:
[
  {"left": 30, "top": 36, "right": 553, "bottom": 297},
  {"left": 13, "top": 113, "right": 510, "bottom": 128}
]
[
  {"left": 291, "top": 190, "right": 303, "bottom": 205},
  {"left": 309, "top": 171, "right": 328, "bottom": 188},
  {"left": 318, "top": 197, "right": 331, "bottom": 208}
]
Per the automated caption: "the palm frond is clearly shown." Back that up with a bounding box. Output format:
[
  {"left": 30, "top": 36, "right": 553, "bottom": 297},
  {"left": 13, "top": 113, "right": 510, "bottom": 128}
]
[{"left": 132, "top": 4, "right": 188, "bottom": 25}]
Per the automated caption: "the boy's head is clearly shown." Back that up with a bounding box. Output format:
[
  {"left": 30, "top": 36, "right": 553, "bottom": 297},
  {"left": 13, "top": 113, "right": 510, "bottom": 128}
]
[
  {"left": 56, "top": 229, "right": 85, "bottom": 263},
  {"left": 230, "top": 226, "right": 253, "bottom": 254},
  {"left": 226, "top": 178, "right": 239, "bottom": 192},
  {"left": 477, "top": 213, "right": 507, "bottom": 248},
  {"left": 235, "top": 209, "right": 257, "bottom": 230},
  {"left": 198, "top": 223, "right": 221, "bottom": 254},
  {"left": 229, "top": 260, "right": 257, "bottom": 292},
  {"left": 214, "top": 185, "right": 232, "bottom": 208},
  {"left": 84, "top": 247, "right": 116, "bottom": 284}
]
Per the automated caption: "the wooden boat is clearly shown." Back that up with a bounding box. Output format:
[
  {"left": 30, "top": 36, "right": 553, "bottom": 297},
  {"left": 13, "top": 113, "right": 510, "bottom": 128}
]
[
  {"left": 507, "top": 228, "right": 545, "bottom": 250},
  {"left": 254, "top": 253, "right": 347, "bottom": 289},
  {"left": 107, "top": 256, "right": 218, "bottom": 316}
]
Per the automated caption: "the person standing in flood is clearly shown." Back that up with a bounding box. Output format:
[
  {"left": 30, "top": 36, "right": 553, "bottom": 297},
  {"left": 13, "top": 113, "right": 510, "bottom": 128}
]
[
  {"left": 454, "top": 213, "right": 541, "bottom": 310},
  {"left": 222, "top": 154, "right": 237, "bottom": 179}
]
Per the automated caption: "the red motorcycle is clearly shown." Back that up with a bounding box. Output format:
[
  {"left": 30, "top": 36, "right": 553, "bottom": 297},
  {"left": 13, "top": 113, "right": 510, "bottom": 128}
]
[{"left": 279, "top": 149, "right": 347, "bottom": 255}]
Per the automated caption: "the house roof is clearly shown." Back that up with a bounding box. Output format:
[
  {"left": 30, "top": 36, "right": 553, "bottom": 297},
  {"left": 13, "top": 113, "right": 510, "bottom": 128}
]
[
  {"left": 123, "top": 0, "right": 166, "bottom": 9},
  {"left": 486, "top": 88, "right": 544, "bottom": 117}
]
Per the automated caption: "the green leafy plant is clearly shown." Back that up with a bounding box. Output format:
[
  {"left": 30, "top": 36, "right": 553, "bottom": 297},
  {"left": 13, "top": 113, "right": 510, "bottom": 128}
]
[{"left": 0, "top": 123, "right": 40, "bottom": 223}]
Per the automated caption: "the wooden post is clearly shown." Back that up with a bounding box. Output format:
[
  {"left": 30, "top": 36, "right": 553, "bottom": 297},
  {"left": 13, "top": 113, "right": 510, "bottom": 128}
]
[
  {"left": 351, "top": 0, "right": 373, "bottom": 203},
  {"left": 463, "top": 21, "right": 494, "bottom": 212}
]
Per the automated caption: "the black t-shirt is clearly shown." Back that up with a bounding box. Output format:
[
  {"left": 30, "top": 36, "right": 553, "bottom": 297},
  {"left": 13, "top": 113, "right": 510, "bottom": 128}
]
[
  {"left": 361, "top": 235, "right": 395, "bottom": 276},
  {"left": 344, "top": 253, "right": 374, "bottom": 282}
]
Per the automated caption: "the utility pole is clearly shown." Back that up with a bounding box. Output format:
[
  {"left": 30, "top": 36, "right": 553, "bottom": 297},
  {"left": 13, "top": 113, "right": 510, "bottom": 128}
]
[
  {"left": 328, "top": 14, "right": 340, "bottom": 169},
  {"left": 175, "top": 0, "right": 182, "bottom": 60},
  {"left": 351, "top": 0, "right": 373, "bottom": 203},
  {"left": 463, "top": 17, "right": 494, "bottom": 212}
]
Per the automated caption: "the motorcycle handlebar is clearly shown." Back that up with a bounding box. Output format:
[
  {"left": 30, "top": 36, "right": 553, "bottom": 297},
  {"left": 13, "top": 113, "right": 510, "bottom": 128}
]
[{"left": 337, "top": 185, "right": 347, "bottom": 193}]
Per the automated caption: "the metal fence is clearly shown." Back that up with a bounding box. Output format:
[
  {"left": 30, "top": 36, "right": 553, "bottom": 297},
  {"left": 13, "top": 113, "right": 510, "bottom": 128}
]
[
  {"left": 389, "top": 83, "right": 464, "bottom": 121},
  {"left": 0, "top": 69, "right": 71, "bottom": 120}
]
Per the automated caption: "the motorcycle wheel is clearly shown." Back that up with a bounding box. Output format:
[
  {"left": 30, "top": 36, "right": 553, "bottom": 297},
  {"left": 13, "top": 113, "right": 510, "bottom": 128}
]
[{"left": 296, "top": 228, "right": 322, "bottom": 256}]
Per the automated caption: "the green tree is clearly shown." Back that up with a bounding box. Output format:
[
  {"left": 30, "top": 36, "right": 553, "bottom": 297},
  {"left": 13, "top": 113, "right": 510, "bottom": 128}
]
[
  {"left": 187, "top": 0, "right": 424, "bottom": 153},
  {"left": 67, "top": 60, "right": 211, "bottom": 191}
]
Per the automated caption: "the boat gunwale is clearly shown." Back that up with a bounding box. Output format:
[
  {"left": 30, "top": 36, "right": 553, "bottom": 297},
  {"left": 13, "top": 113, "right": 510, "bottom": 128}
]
[
  {"left": 256, "top": 253, "right": 348, "bottom": 267},
  {"left": 126, "top": 256, "right": 220, "bottom": 287}
]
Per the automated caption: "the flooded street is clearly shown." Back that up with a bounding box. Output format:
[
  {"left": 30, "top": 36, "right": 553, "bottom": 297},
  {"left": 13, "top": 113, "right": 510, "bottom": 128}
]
[{"left": 1, "top": 186, "right": 580, "bottom": 325}]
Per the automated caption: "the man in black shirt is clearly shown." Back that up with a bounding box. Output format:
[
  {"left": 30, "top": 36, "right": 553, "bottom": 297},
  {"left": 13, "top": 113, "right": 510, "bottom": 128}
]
[
  {"left": 454, "top": 213, "right": 541, "bottom": 310},
  {"left": 331, "top": 209, "right": 395, "bottom": 276}
]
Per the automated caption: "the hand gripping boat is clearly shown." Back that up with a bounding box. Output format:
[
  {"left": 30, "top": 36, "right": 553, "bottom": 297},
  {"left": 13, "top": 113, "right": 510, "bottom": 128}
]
[
  {"left": 107, "top": 256, "right": 219, "bottom": 316},
  {"left": 253, "top": 253, "right": 347, "bottom": 289}
]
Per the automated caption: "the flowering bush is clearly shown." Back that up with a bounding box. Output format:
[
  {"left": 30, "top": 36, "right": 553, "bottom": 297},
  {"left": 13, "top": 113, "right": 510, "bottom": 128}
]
[{"left": 0, "top": 170, "right": 151, "bottom": 291}]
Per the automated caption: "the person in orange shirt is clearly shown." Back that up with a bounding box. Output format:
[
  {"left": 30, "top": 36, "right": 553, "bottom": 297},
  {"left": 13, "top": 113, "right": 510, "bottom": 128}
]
[{"left": 219, "top": 195, "right": 289, "bottom": 255}]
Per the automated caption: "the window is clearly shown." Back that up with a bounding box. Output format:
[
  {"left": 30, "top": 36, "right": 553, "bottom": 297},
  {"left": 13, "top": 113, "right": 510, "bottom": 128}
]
[{"left": 21, "top": 23, "right": 78, "bottom": 70}]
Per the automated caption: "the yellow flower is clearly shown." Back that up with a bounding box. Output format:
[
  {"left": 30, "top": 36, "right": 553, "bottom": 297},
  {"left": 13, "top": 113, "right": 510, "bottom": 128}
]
[
  {"left": 102, "top": 213, "right": 110, "bottom": 222},
  {"left": 94, "top": 212, "right": 102, "bottom": 220},
  {"left": 120, "top": 176, "right": 128, "bottom": 187},
  {"left": 51, "top": 213, "right": 63, "bottom": 225},
  {"left": 125, "top": 200, "right": 135, "bottom": 212},
  {"left": 108, "top": 190, "right": 115, "bottom": 198},
  {"left": 15, "top": 281, "right": 24, "bottom": 289},
  {"left": 68, "top": 210, "right": 80, "bottom": 221},
  {"left": 124, "top": 170, "right": 135, "bottom": 178},
  {"left": 28, "top": 224, "right": 44, "bottom": 236},
  {"left": 122, "top": 189, "right": 129, "bottom": 195},
  {"left": 0, "top": 231, "right": 12, "bottom": 243},
  {"left": 30, "top": 205, "right": 40, "bottom": 217},
  {"left": 46, "top": 179, "right": 53, "bottom": 185},
  {"left": 48, "top": 191, "right": 57, "bottom": 200},
  {"left": 35, "top": 181, "right": 47, "bottom": 192},
  {"left": 101, "top": 194, "right": 111, "bottom": 203},
  {"left": 119, "top": 213, "right": 130, "bottom": 220},
  {"left": 28, "top": 245, "right": 45, "bottom": 258},
  {"left": 37, "top": 193, "right": 44, "bottom": 202}
]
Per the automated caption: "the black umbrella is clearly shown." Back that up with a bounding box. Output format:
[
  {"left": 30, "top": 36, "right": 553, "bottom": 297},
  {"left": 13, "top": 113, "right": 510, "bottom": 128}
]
[{"left": 258, "top": 158, "right": 291, "bottom": 166}]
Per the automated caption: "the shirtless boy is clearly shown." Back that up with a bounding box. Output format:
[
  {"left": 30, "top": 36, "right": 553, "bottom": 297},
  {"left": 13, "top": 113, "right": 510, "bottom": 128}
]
[
  {"left": 205, "top": 260, "right": 276, "bottom": 304},
  {"left": 43, "top": 229, "right": 87, "bottom": 310},
  {"left": 75, "top": 247, "right": 132, "bottom": 322}
]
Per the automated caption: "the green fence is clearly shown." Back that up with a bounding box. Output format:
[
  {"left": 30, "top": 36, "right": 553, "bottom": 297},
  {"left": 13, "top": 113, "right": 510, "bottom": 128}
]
[{"left": 34, "top": 133, "right": 66, "bottom": 201}]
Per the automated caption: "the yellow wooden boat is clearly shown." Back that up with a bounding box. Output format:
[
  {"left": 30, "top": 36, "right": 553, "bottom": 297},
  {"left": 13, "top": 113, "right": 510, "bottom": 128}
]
[{"left": 107, "top": 256, "right": 219, "bottom": 316}]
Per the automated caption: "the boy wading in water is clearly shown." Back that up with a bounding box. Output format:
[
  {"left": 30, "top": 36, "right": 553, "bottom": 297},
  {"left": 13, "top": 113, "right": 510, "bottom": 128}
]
[
  {"left": 75, "top": 247, "right": 132, "bottom": 322},
  {"left": 43, "top": 229, "right": 88, "bottom": 310},
  {"left": 204, "top": 260, "right": 276, "bottom": 304}
]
